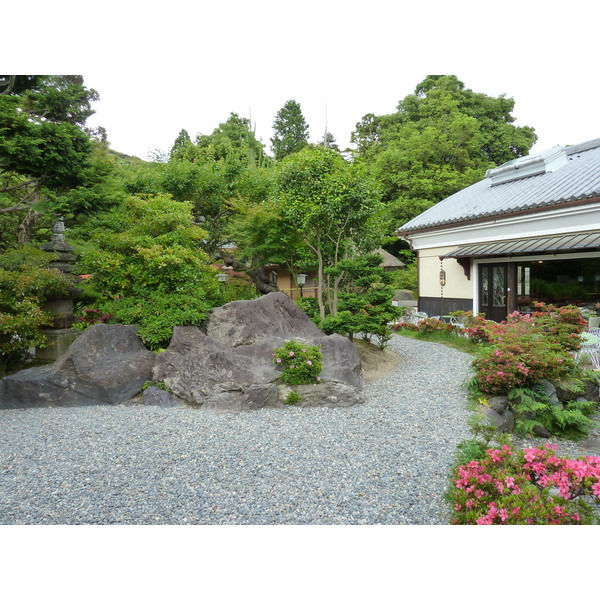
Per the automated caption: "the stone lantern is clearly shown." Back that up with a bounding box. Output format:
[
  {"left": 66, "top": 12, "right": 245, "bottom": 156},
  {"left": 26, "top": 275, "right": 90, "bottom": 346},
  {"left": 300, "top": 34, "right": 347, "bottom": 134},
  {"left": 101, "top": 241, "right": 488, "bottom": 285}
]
[{"left": 36, "top": 217, "right": 82, "bottom": 361}]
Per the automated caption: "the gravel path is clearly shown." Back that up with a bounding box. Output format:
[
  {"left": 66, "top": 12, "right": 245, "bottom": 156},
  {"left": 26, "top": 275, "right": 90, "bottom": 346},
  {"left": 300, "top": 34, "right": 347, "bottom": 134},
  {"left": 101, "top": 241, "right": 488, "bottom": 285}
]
[{"left": 0, "top": 336, "right": 473, "bottom": 525}]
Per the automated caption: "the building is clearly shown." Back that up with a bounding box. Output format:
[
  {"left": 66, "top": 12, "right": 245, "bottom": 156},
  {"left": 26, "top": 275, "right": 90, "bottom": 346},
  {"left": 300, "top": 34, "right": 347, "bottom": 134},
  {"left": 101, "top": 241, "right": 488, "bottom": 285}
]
[{"left": 396, "top": 138, "right": 600, "bottom": 321}]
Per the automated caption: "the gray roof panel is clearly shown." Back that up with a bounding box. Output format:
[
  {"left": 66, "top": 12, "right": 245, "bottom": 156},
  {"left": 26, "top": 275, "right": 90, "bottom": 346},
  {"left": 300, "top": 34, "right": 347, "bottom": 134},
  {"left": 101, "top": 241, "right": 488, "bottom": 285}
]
[{"left": 397, "top": 138, "right": 600, "bottom": 234}]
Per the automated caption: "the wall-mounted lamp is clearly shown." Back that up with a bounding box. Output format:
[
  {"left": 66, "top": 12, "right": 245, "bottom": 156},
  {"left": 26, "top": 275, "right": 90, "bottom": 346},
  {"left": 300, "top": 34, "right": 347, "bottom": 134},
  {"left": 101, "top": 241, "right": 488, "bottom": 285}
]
[{"left": 297, "top": 273, "right": 307, "bottom": 297}]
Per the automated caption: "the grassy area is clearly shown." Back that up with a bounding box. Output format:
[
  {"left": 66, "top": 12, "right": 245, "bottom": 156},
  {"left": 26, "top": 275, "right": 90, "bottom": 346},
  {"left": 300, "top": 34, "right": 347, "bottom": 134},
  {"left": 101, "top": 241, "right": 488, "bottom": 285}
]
[{"left": 394, "top": 328, "right": 487, "bottom": 357}]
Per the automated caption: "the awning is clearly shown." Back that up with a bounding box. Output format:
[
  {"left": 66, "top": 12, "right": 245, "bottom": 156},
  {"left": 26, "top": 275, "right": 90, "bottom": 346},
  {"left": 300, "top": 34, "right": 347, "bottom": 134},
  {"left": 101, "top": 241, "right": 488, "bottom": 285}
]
[{"left": 442, "top": 231, "right": 600, "bottom": 258}]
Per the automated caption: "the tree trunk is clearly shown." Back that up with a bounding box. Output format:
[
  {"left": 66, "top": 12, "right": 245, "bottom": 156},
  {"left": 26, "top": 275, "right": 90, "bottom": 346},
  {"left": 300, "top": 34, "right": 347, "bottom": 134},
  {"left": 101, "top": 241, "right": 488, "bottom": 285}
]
[
  {"left": 17, "top": 209, "right": 39, "bottom": 246},
  {"left": 216, "top": 252, "right": 280, "bottom": 295}
]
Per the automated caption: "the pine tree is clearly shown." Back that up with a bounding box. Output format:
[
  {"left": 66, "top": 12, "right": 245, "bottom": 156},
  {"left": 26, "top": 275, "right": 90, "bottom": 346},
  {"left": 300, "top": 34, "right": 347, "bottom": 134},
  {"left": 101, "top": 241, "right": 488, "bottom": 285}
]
[{"left": 271, "top": 99, "right": 309, "bottom": 161}]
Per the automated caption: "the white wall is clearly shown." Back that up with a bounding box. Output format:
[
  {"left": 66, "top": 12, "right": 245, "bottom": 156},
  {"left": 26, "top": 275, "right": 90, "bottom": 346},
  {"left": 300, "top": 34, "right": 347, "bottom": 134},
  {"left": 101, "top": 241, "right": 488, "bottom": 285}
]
[{"left": 418, "top": 246, "right": 472, "bottom": 299}]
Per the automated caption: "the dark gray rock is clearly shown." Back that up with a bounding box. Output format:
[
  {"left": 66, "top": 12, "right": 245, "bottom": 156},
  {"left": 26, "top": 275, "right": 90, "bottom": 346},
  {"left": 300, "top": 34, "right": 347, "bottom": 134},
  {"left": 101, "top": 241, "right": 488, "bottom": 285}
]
[
  {"left": 0, "top": 324, "right": 155, "bottom": 408},
  {"left": 532, "top": 424, "right": 552, "bottom": 438},
  {"left": 539, "top": 379, "right": 560, "bottom": 405},
  {"left": 478, "top": 405, "right": 514, "bottom": 433},
  {"left": 286, "top": 382, "right": 365, "bottom": 408},
  {"left": 142, "top": 386, "right": 186, "bottom": 407},
  {"left": 487, "top": 395, "right": 509, "bottom": 414},
  {"left": 204, "top": 292, "right": 325, "bottom": 348},
  {"left": 554, "top": 379, "right": 599, "bottom": 405}
]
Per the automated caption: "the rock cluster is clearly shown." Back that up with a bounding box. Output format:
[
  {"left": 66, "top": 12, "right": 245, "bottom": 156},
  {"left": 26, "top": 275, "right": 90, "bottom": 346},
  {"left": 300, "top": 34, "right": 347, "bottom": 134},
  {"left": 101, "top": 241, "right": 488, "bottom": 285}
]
[{"left": 0, "top": 293, "right": 364, "bottom": 412}]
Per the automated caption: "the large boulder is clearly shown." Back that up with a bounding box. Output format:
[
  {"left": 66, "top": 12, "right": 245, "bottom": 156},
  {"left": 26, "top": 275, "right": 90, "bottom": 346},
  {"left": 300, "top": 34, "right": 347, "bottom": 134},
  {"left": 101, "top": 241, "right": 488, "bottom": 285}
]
[
  {"left": 204, "top": 291, "right": 325, "bottom": 347},
  {"left": 151, "top": 292, "right": 364, "bottom": 411},
  {"left": 0, "top": 324, "right": 155, "bottom": 408}
]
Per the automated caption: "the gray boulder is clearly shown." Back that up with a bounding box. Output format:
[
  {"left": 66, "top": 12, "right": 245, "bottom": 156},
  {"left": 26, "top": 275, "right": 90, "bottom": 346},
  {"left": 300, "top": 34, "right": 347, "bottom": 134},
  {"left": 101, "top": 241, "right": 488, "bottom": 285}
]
[
  {"left": 0, "top": 324, "right": 155, "bottom": 408},
  {"left": 153, "top": 292, "right": 364, "bottom": 411},
  {"left": 205, "top": 292, "right": 325, "bottom": 348},
  {"left": 278, "top": 382, "right": 365, "bottom": 408},
  {"left": 554, "top": 379, "right": 599, "bottom": 405}
]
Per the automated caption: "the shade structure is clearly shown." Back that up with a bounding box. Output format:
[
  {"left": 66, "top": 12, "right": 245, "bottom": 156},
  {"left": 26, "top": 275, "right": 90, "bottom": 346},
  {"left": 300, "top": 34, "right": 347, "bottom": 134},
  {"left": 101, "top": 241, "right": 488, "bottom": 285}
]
[{"left": 442, "top": 231, "right": 600, "bottom": 258}]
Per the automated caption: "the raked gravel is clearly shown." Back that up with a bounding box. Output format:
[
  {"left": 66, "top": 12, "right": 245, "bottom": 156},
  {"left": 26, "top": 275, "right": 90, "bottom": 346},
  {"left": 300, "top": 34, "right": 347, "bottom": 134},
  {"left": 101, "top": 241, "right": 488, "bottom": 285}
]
[{"left": 0, "top": 335, "right": 474, "bottom": 525}]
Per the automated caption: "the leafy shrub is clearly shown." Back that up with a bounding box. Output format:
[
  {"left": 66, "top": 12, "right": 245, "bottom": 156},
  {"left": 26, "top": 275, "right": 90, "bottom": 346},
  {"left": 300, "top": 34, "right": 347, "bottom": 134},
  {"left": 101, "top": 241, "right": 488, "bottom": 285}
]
[
  {"left": 417, "top": 317, "right": 454, "bottom": 334},
  {"left": 273, "top": 340, "right": 322, "bottom": 385},
  {"left": 470, "top": 306, "right": 582, "bottom": 395},
  {"left": 449, "top": 442, "right": 600, "bottom": 524},
  {"left": 295, "top": 297, "right": 320, "bottom": 323},
  {"left": 284, "top": 390, "right": 302, "bottom": 405},
  {"left": 508, "top": 384, "right": 596, "bottom": 440},
  {"left": 141, "top": 379, "right": 173, "bottom": 393},
  {"left": 458, "top": 311, "right": 494, "bottom": 344},
  {"left": 74, "top": 195, "right": 221, "bottom": 350},
  {"left": 72, "top": 307, "right": 110, "bottom": 330},
  {"left": 0, "top": 246, "right": 71, "bottom": 373}
]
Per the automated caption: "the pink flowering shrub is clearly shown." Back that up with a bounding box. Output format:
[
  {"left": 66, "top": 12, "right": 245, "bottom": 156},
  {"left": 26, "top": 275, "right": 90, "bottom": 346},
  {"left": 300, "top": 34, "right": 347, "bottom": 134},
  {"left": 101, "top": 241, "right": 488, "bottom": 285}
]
[
  {"left": 461, "top": 312, "right": 495, "bottom": 344},
  {"left": 73, "top": 308, "right": 111, "bottom": 330},
  {"left": 450, "top": 443, "right": 600, "bottom": 524},
  {"left": 273, "top": 340, "right": 322, "bottom": 386},
  {"left": 470, "top": 305, "right": 583, "bottom": 394},
  {"left": 417, "top": 318, "right": 454, "bottom": 334}
]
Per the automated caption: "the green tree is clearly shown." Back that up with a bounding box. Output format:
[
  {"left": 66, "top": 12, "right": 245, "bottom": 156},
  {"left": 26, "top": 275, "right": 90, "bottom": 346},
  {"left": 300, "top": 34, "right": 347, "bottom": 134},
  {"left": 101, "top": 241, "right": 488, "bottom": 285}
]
[
  {"left": 225, "top": 196, "right": 312, "bottom": 294},
  {"left": 195, "top": 112, "right": 269, "bottom": 167},
  {"left": 74, "top": 194, "right": 220, "bottom": 349},
  {"left": 169, "top": 128, "right": 192, "bottom": 159},
  {"left": 271, "top": 99, "right": 309, "bottom": 161},
  {"left": 352, "top": 75, "right": 537, "bottom": 228},
  {"left": 320, "top": 254, "right": 401, "bottom": 347},
  {"left": 274, "top": 146, "right": 384, "bottom": 319},
  {"left": 0, "top": 75, "right": 97, "bottom": 243}
]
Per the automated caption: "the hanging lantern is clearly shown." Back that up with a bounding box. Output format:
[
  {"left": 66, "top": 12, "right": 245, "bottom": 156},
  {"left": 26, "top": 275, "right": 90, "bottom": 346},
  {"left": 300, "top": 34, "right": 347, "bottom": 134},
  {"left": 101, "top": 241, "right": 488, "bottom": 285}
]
[{"left": 439, "top": 268, "right": 446, "bottom": 287}]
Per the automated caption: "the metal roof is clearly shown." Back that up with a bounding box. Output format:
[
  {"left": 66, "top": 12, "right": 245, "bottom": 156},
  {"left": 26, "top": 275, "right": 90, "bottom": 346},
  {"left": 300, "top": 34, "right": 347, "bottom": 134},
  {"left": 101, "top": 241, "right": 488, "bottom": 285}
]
[
  {"left": 442, "top": 231, "right": 600, "bottom": 258},
  {"left": 396, "top": 138, "right": 600, "bottom": 234}
]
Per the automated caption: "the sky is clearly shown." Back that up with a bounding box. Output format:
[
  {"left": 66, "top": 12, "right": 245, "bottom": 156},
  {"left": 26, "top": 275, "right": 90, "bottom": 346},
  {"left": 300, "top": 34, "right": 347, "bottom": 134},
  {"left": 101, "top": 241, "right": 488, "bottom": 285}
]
[{"left": 6, "top": 1, "right": 600, "bottom": 162}]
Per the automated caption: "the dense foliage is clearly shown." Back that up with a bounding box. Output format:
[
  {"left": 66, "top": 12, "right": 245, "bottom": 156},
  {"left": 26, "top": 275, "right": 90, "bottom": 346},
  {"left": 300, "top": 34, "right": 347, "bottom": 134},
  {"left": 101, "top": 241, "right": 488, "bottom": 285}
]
[
  {"left": 0, "top": 246, "right": 71, "bottom": 374},
  {"left": 74, "top": 194, "right": 220, "bottom": 349}
]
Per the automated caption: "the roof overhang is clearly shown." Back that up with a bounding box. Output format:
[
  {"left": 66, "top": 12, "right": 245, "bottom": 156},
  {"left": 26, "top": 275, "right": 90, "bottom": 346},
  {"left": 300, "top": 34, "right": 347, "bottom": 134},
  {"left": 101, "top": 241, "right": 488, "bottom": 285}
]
[{"left": 441, "top": 231, "right": 600, "bottom": 259}]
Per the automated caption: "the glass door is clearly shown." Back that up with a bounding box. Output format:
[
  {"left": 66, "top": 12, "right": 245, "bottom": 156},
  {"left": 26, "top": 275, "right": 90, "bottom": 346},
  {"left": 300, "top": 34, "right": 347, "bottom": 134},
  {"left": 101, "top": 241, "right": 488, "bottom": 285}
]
[{"left": 479, "top": 263, "right": 508, "bottom": 322}]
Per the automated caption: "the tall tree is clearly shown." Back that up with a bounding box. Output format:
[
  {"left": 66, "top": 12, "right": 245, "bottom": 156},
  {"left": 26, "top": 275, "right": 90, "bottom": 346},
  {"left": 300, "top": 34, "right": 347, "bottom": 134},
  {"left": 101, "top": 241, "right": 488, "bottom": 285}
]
[
  {"left": 271, "top": 99, "right": 309, "bottom": 161},
  {"left": 169, "top": 128, "right": 192, "bottom": 159},
  {"left": 274, "top": 146, "right": 384, "bottom": 319},
  {"left": 351, "top": 75, "right": 537, "bottom": 229},
  {"left": 0, "top": 75, "right": 97, "bottom": 243}
]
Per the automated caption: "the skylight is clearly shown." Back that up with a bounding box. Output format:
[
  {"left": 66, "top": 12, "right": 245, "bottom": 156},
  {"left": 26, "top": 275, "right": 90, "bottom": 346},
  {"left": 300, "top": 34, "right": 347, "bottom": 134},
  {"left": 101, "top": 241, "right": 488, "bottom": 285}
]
[{"left": 485, "top": 145, "right": 568, "bottom": 186}]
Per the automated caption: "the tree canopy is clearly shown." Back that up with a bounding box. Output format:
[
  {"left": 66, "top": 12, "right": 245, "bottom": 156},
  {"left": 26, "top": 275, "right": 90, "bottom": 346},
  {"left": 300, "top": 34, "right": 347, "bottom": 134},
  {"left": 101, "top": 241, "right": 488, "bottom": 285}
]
[{"left": 351, "top": 75, "right": 537, "bottom": 230}]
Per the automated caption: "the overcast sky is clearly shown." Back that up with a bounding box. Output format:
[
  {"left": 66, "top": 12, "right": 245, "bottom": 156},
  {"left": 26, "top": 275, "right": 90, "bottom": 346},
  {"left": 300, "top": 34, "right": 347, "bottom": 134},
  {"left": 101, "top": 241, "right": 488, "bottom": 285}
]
[{"left": 7, "top": 1, "right": 600, "bottom": 162}]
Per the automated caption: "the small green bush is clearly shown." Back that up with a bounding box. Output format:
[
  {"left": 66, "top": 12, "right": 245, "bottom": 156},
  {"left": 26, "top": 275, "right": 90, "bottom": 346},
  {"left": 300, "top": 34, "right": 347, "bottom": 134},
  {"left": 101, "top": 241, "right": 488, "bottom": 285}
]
[
  {"left": 284, "top": 391, "right": 302, "bottom": 405},
  {"left": 273, "top": 340, "right": 322, "bottom": 385}
]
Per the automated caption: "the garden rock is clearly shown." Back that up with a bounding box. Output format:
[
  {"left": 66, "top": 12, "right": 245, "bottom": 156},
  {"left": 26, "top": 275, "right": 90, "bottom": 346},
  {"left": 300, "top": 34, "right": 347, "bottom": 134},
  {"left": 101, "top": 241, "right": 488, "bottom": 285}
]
[
  {"left": 478, "top": 405, "right": 514, "bottom": 433},
  {"left": 142, "top": 386, "right": 186, "bottom": 407},
  {"left": 554, "top": 379, "right": 599, "bottom": 405},
  {"left": 0, "top": 324, "right": 155, "bottom": 408},
  {"left": 153, "top": 292, "right": 363, "bottom": 411},
  {"left": 539, "top": 379, "right": 560, "bottom": 406},
  {"left": 487, "top": 395, "right": 509, "bottom": 414},
  {"left": 284, "top": 382, "right": 365, "bottom": 408}
]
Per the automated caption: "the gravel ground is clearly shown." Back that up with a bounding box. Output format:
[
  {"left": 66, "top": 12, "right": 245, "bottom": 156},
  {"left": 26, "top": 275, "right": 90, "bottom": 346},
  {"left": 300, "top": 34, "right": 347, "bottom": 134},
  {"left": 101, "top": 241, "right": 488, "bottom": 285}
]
[{"left": 0, "top": 336, "right": 475, "bottom": 525}]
